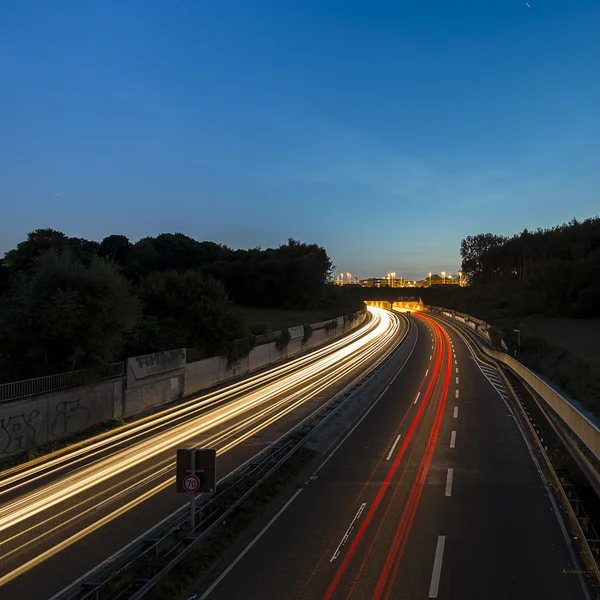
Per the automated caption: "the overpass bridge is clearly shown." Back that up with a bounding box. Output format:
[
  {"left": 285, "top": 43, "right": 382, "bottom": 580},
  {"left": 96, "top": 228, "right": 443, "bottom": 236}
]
[{"left": 364, "top": 299, "right": 425, "bottom": 313}]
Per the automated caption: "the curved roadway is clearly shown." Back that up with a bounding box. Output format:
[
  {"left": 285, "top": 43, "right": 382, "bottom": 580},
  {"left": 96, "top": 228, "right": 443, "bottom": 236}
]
[
  {"left": 0, "top": 306, "right": 405, "bottom": 600},
  {"left": 199, "top": 311, "right": 593, "bottom": 600}
]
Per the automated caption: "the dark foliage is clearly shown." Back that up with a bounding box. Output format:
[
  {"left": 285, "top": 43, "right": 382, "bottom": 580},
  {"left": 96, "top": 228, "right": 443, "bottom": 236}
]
[
  {"left": 459, "top": 216, "right": 600, "bottom": 317},
  {"left": 1, "top": 230, "right": 339, "bottom": 381},
  {"left": 0, "top": 250, "right": 139, "bottom": 381}
]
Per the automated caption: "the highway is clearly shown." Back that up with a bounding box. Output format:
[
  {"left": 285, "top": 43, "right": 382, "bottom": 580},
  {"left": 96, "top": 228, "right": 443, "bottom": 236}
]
[
  {"left": 0, "top": 307, "right": 405, "bottom": 600},
  {"left": 202, "top": 312, "right": 592, "bottom": 600}
]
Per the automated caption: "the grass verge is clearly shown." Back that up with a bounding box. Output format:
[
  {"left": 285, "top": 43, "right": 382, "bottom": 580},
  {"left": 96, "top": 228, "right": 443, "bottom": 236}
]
[{"left": 242, "top": 307, "right": 340, "bottom": 332}]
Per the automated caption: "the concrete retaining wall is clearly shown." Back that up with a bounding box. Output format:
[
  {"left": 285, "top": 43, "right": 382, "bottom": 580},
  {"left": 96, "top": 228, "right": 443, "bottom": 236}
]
[
  {"left": 123, "top": 370, "right": 184, "bottom": 418},
  {"left": 1, "top": 309, "right": 368, "bottom": 456},
  {"left": 0, "top": 377, "right": 122, "bottom": 456},
  {"left": 183, "top": 310, "right": 367, "bottom": 397}
]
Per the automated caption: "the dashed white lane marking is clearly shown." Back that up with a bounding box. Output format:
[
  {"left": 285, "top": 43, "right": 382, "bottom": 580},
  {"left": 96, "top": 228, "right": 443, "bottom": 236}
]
[
  {"left": 455, "top": 377, "right": 459, "bottom": 385},
  {"left": 455, "top": 389, "right": 459, "bottom": 399},
  {"left": 414, "top": 391, "right": 421, "bottom": 405},
  {"left": 445, "top": 468, "right": 454, "bottom": 497},
  {"left": 425, "top": 369, "right": 429, "bottom": 376},
  {"left": 455, "top": 367, "right": 458, "bottom": 374},
  {"left": 450, "top": 431, "right": 457, "bottom": 448},
  {"left": 330, "top": 502, "right": 367, "bottom": 562},
  {"left": 430, "top": 355, "right": 432, "bottom": 360},
  {"left": 453, "top": 406, "right": 459, "bottom": 418},
  {"left": 386, "top": 435, "right": 402, "bottom": 461},
  {"left": 428, "top": 535, "right": 446, "bottom": 598},
  {"left": 455, "top": 360, "right": 457, "bottom": 365}
]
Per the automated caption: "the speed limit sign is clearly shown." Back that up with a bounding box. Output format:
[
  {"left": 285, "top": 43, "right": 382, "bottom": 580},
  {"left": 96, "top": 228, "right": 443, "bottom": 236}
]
[{"left": 182, "top": 474, "right": 200, "bottom": 493}]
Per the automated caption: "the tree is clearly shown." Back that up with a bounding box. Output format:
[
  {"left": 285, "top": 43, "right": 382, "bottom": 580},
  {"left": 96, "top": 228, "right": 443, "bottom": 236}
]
[
  {"left": 98, "top": 234, "right": 132, "bottom": 265},
  {"left": 0, "top": 250, "right": 139, "bottom": 380},
  {"left": 133, "top": 270, "right": 246, "bottom": 356},
  {"left": 3, "top": 228, "right": 69, "bottom": 271},
  {"left": 460, "top": 233, "right": 507, "bottom": 285}
]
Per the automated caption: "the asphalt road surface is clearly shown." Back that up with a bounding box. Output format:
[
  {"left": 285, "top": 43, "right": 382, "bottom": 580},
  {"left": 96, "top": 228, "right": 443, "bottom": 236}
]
[
  {"left": 0, "top": 307, "right": 406, "bottom": 600},
  {"left": 202, "top": 312, "right": 591, "bottom": 600}
]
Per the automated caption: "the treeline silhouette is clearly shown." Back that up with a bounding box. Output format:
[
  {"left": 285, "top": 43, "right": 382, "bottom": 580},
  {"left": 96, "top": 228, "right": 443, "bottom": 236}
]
[
  {"left": 0, "top": 230, "right": 353, "bottom": 382},
  {"left": 460, "top": 216, "right": 600, "bottom": 318}
]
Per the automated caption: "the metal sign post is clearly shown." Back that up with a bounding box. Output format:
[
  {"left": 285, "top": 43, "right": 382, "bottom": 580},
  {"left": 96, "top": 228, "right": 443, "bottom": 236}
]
[
  {"left": 176, "top": 448, "right": 217, "bottom": 534},
  {"left": 189, "top": 449, "right": 196, "bottom": 533}
]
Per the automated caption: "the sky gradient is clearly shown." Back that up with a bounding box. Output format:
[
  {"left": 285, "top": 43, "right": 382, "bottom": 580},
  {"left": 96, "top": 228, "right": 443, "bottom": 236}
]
[{"left": 1, "top": 0, "right": 599, "bottom": 279}]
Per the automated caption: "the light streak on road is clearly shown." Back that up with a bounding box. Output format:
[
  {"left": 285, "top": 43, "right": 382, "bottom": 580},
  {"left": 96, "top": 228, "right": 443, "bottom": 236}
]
[{"left": 0, "top": 307, "right": 402, "bottom": 587}]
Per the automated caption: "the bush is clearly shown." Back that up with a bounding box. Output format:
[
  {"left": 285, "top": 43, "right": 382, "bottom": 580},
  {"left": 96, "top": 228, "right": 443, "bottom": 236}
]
[
  {"left": 275, "top": 329, "right": 291, "bottom": 352},
  {"left": 325, "top": 319, "right": 338, "bottom": 333},
  {"left": 250, "top": 322, "right": 269, "bottom": 336},
  {"left": 302, "top": 324, "right": 313, "bottom": 345}
]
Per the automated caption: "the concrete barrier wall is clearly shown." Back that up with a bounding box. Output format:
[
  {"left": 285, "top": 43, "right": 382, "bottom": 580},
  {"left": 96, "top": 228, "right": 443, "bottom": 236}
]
[
  {"left": 183, "top": 310, "right": 367, "bottom": 398},
  {"left": 0, "top": 377, "right": 122, "bottom": 456},
  {"left": 1, "top": 309, "right": 368, "bottom": 456},
  {"left": 485, "top": 348, "right": 600, "bottom": 463}
]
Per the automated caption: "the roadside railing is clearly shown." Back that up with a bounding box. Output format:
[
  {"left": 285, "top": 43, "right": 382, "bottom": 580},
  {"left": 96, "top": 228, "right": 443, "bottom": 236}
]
[
  {"left": 50, "top": 311, "right": 409, "bottom": 600},
  {"left": 0, "top": 362, "right": 124, "bottom": 403},
  {"left": 428, "top": 306, "right": 600, "bottom": 464}
]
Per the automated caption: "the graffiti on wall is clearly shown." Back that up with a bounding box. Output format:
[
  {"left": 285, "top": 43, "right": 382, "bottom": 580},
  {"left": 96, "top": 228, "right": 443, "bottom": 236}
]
[
  {"left": 0, "top": 410, "right": 40, "bottom": 454},
  {"left": 51, "top": 398, "right": 90, "bottom": 438},
  {"left": 0, "top": 396, "right": 94, "bottom": 455},
  {"left": 129, "top": 348, "right": 187, "bottom": 381}
]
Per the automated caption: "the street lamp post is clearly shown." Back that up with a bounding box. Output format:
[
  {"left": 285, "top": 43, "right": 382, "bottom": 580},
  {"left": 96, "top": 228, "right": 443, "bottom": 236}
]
[
  {"left": 442, "top": 271, "right": 446, "bottom": 284},
  {"left": 429, "top": 272, "right": 432, "bottom": 287},
  {"left": 514, "top": 329, "right": 521, "bottom": 355}
]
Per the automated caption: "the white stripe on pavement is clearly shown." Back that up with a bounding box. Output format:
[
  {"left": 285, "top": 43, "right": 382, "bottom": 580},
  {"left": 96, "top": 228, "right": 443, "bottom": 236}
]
[
  {"left": 428, "top": 535, "right": 446, "bottom": 598},
  {"left": 445, "top": 468, "right": 454, "bottom": 497},
  {"left": 450, "top": 431, "right": 456, "bottom": 448},
  {"left": 455, "top": 389, "right": 459, "bottom": 399},
  {"left": 453, "top": 406, "right": 459, "bottom": 419},
  {"left": 414, "top": 391, "right": 421, "bottom": 405},
  {"left": 330, "top": 502, "right": 367, "bottom": 562},
  {"left": 199, "top": 488, "right": 303, "bottom": 599},
  {"left": 386, "top": 435, "right": 402, "bottom": 461}
]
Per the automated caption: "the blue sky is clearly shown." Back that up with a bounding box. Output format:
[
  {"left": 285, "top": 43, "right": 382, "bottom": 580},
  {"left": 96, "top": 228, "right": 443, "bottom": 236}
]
[{"left": 1, "top": 0, "right": 599, "bottom": 279}]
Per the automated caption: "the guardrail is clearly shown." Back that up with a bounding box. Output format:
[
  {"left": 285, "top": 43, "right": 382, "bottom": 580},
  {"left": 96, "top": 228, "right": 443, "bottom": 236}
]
[
  {"left": 428, "top": 306, "right": 600, "bottom": 465},
  {"left": 484, "top": 349, "right": 600, "bottom": 463},
  {"left": 0, "top": 362, "right": 125, "bottom": 403},
  {"left": 52, "top": 311, "right": 409, "bottom": 600}
]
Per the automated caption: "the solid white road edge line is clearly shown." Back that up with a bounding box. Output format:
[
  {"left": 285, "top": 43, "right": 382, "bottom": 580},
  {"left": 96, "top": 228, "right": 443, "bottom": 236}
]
[
  {"left": 439, "top": 317, "right": 592, "bottom": 600},
  {"left": 201, "top": 314, "right": 422, "bottom": 599},
  {"left": 428, "top": 535, "right": 446, "bottom": 598},
  {"left": 199, "top": 489, "right": 303, "bottom": 600},
  {"left": 330, "top": 502, "right": 367, "bottom": 562},
  {"left": 445, "top": 468, "right": 454, "bottom": 497},
  {"left": 386, "top": 435, "right": 402, "bottom": 461}
]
